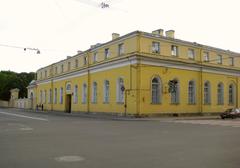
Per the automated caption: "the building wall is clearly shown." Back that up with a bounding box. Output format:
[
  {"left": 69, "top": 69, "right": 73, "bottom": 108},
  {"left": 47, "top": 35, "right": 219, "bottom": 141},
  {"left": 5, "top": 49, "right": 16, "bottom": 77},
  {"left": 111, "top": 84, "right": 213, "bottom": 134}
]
[
  {"left": 0, "top": 100, "right": 9, "bottom": 107},
  {"left": 34, "top": 30, "right": 240, "bottom": 115},
  {"left": 139, "top": 64, "right": 239, "bottom": 115},
  {"left": 37, "top": 62, "right": 138, "bottom": 114}
]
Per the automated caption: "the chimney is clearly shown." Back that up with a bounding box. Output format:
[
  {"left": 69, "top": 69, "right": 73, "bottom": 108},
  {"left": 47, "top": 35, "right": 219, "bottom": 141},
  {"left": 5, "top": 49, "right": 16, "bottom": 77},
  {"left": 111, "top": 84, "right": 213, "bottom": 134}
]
[
  {"left": 112, "top": 33, "right": 120, "bottom": 40},
  {"left": 152, "top": 29, "right": 164, "bottom": 36},
  {"left": 165, "top": 30, "right": 175, "bottom": 38}
]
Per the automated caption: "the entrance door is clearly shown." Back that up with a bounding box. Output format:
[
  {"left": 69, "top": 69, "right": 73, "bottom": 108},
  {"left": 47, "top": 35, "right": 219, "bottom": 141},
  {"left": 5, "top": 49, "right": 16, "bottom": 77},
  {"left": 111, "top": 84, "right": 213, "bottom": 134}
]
[{"left": 65, "top": 95, "right": 72, "bottom": 113}]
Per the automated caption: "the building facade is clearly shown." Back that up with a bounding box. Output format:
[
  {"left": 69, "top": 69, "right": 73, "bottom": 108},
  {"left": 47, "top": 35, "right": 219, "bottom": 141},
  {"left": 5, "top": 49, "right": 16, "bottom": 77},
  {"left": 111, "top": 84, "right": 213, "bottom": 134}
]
[{"left": 34, "top": 29, "right": 240, "bottom": 116}]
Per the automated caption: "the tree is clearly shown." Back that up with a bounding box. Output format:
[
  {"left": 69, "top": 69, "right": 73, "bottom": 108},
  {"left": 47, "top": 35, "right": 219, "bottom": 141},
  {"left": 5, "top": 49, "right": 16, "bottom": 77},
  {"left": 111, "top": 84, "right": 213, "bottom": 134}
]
[{"left": 0, "top": 71, "right": 35, "bottom": 101}]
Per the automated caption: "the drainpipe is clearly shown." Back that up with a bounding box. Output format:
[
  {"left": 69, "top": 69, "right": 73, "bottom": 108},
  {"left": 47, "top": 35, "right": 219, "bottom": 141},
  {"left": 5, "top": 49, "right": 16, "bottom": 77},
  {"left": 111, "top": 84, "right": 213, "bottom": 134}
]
[
  {"left": 136, "top": 32, "right": 141, "bottom": 116},
  {"left": 87, "top": 53, "right": 90, "bottom": 113}
]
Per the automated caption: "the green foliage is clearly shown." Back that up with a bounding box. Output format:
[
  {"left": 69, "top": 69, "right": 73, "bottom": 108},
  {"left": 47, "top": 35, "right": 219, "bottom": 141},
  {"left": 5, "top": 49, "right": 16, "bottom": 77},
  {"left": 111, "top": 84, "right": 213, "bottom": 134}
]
[{"left": 0, "top": 71, "right": 35, "bottom": 101}]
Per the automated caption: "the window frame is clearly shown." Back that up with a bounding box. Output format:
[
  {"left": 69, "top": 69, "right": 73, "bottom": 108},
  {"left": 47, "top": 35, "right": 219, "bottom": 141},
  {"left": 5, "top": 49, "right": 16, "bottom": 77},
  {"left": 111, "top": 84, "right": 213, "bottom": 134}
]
[
  {"left": 103, "top": 80, "right": 110, "bottom": 103},
  {"left": 188, "top": 80, "right": 196, "bottom": 105},
  {"left": 204, "top": 81, "right": 211, "bottom": 105},
  {"left": 151, "top": 77, "right": 161, "bottom": 104},
  {"left": 171, "top": 79, "right": 180, "bottom": 104},
  {"left": 152, "top": 42, "right": 160, "bottom": 54},
  {"left": 171, "top": 45, "right": 178, "bottom": 57},
  {"left": 188, "top": 49, "right": 195, "bottom": 60},
  {"left": 217, "top": 83, "right": 224, "bottom": 105}
]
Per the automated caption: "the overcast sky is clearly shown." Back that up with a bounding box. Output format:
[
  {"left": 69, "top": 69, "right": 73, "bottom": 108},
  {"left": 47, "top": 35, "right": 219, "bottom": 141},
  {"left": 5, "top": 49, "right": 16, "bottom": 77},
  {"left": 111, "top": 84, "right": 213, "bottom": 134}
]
[{"left": 0, "top": 0, "right": 240, "bottom": 72}]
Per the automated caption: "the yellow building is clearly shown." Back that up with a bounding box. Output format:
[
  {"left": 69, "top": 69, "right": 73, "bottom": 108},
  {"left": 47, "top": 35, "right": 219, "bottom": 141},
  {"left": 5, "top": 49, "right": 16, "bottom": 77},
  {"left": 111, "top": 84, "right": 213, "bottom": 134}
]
[{"left": 34, "top": 29, "right": 240, "bottom": 116}]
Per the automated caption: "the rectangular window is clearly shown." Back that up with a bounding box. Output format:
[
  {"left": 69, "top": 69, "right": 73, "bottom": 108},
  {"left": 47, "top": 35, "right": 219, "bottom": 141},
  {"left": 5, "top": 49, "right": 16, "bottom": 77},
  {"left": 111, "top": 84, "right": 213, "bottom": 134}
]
[
  {"left": 105, "top": 48, "right": 110, "bottom": 59},
  {"left": 229, "top": 57, "right": 234, "bottom": 66},
  {"left": 188, "top": 49, "right": 195, "bottom": 59},
  {"left": 93, "top": 52, "right": 97, "bottom": 63},
  {"left": 203, "top": 52, "right": 209, "bottom": 62},
  {"left": 55, "top": 67, "right": 57, "bottom": 74},
  {"left": 118, "top": 43, "right": 124, "bottom": 56},
  {"left": 68, "top": 62, "right": 71, "bottom": 71},
  {"left": 217, "top": 55, "right": 222, "bottom": 64},
  {"left": 61, "top": 64, "right": 64, "bottom": 73},
  {"left": 152, "top": 42, "right": 160, "bottom": 53},
  {"left": 45, "top": 70, "right": 47, "bottom": 78},
  {"left": 40, "top": 72, "right": 42, "bottom": 79},
  {"left": 75, "top": 59, "right": 79, "bottom": 68},
  {"left": 171, "top": 45, "right": 178, "bottom": 56},
  {"left": 84, "top": 56, "right": 87, "bottom": 65}
]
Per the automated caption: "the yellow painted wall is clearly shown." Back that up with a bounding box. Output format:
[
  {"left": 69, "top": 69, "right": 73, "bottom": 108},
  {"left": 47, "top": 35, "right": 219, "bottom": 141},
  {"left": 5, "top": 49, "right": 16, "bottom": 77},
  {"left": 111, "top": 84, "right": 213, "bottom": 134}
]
[{"left": 35, "top": 31, "right": 240, "bottom": 115}]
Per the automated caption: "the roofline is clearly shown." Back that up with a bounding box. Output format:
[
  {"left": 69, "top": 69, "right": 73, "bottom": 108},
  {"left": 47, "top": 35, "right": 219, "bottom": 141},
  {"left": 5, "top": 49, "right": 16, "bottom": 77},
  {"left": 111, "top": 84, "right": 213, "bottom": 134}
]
[{"left": 36, "top": 29, "right": 240, "bottom": 72}]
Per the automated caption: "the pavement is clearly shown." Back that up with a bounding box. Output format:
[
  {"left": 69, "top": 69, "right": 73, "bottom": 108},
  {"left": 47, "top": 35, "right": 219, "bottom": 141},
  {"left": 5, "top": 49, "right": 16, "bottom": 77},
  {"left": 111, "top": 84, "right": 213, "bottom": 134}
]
[
  {"left": 6, "top": 107, "right": 221, "bottom": 121},
  {"left": 0, "top": 107, "right": 240, "bottom": 168}
]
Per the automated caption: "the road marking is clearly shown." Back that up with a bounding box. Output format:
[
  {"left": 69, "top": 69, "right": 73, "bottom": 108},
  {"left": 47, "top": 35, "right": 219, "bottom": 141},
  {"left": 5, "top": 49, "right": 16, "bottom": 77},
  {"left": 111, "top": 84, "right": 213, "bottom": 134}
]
[
  {"left": 0, "top": 111, "right": 48, "bottom": 121},
  {"left": 55, "top": 156, "right": 85, "bottom": 162}
]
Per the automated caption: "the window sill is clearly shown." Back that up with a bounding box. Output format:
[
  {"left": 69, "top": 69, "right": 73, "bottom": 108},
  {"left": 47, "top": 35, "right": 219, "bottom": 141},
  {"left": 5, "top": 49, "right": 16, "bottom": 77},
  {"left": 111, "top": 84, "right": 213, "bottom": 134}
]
[
  {"left": 204, "top": 103, "right": 211, "bottom": 105},
  {"left": 170, "top": 103, "right": 180, "bottom": 105},
  {"left": 103, "top": 102, "right": 109, "bottom": 104},
  {"left": 151, "top": 103, "right": 161, "bottom": 105},
  {"left": 188, "top": 103, "right": 196, "bottom": 105},
  {"left": 117, "top": 102, "right": 124, "bottom": 104}
]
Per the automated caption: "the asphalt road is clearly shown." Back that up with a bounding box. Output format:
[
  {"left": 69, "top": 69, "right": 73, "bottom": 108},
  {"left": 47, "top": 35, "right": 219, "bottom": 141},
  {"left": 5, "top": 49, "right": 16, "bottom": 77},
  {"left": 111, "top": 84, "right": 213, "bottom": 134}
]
[{"left": 0, "top": 108, "right": 240, "bottom": 168}]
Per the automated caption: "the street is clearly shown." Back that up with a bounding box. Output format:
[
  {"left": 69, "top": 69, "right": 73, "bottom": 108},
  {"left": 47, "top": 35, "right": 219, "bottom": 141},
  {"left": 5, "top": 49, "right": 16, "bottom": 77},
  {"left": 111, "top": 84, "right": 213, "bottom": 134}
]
[{"left": 0, "top": 108, "right": 240, "bottom": 168}]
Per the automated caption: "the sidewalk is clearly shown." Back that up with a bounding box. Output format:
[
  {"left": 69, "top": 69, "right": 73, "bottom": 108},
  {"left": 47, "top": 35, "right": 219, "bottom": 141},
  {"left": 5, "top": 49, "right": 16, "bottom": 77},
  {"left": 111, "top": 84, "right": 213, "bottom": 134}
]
[{"left": 1, "top": 107, "right": 221, "bottom": 121}]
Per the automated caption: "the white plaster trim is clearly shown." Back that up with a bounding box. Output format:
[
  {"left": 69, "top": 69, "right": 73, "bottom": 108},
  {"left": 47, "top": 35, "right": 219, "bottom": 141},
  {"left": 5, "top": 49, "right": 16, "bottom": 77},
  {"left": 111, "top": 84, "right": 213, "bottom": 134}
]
[
  {"left": 36, "top": 56, "right": 240, "bottom": 86},
  {"left": 37, "top": 57, "right": 137, "bottom": 85}
]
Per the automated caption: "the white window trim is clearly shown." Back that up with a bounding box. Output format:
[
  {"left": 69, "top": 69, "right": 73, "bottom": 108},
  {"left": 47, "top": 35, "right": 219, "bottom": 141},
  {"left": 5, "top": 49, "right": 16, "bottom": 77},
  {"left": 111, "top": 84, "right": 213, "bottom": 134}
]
[
  {"left": 116, "top": 78, "right": 124, "bottom": 103},
  {"left": 92, "top": 82, "right": 97, "bottom": 103},
  {"left": 82, "top": 83, "right": 87, "bottom": 104},
  {"left": 103, "top": 80, "right": 110, "bottom": 103},
  {"left": 74, "top": 85, "right": 78, "bottom": 104}
]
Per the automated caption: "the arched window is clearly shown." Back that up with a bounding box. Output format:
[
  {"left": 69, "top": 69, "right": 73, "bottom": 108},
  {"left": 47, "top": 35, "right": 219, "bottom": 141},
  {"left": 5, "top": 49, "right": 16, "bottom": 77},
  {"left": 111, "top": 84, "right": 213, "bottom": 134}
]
[
  {"left": 40, "top": 90, "right": 43, "bottom": 104},
  {"left": 43, "top": 90, "right": 47, "bottom": 104},
  {"left": 74, "top": 85, "right": 78, "bottom": 104},
  {"left": 204, "top": 81, "right": 211, "bottom": 104},
  {"left": 171, "top": 79, "right": 179, "bottom": 104},
  {"left": 104, "top": 80, "right": 110, "bottom": 103},
  {"left": 217, "top": 83, "right": 224, "bottom": 105},
  {"left": 92, "top": 82, "right": 97, "bottom": 103},
  {"left": 48, "top": 89, "right": 52, "bottom": 104},
  {"left": 54, "top": 88, "right": 57, "bottom": 104},
  {"left": 151, "top": 77, "right": 161, "bottom": 104},
  {"left": 229, "top": 84, "right": 235, "bottom": 105},
  {"left": 82, "top": 83, "right": 87, "bottom": 104},
  {"left": 117, "top": 78, "right": 124, "bottom": 103},
  {"left": 60, "top": 87, "right": 63, "bottom": 104},
  {"left": 188, "top": 81, "right": 196, "bottom": 104}
]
